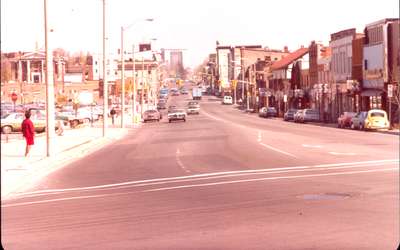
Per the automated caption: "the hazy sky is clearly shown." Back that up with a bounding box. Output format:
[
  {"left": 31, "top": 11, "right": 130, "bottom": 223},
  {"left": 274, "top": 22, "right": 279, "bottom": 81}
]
[{"left": 1, "top": 0, "right": 398, "bottom": 68}]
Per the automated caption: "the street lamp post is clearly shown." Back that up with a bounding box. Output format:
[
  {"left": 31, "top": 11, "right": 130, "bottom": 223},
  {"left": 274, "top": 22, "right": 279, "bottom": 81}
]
[
  {"left": 120, "top": 18, "right": 153, "bottom": 128},
  {"left": 132, "top": 44, "right": 137, "bottom": 125},
  {"left": 102, "top": 0, "right": 108, "bottom": 137}
]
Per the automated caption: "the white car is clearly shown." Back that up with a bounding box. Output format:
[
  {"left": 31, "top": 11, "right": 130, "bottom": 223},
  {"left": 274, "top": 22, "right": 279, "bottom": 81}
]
[
  {"left": 168, "top": 109, "right": 187, "bottom": 123},
  {"left": 222, "top": 96, "right": 233, "bottom": 105}
]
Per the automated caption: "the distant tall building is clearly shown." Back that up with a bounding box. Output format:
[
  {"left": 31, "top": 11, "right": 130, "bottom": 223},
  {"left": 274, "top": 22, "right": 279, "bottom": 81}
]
[{"left": 170, "top": 51, "right": 184, "bottom": 78}]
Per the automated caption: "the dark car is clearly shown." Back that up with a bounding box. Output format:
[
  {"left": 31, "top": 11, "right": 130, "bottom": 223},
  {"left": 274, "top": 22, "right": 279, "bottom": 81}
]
[
  {"left": 259, "top": 107, "right": 277, "bottom": 118},
  {"left": 284, "top": 108, "right": 298, "bottom": 121},
  {"left": 337, "top": 112, "right": 357, "bottom": 128},
  {"left": 157, "top": 102, "right": 167, "bottom": 110},
  {"left": 167, "top": 105, "right": 177, "bottom": 113}
]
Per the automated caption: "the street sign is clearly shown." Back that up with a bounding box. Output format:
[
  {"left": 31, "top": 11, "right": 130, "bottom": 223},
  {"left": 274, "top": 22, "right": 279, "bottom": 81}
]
[
  {"left": 388, "top": 84, "right": 393, "bottom": 98},
  {"left": 283, "top": 94, "right": 287, "bottom": 103},
  {"left": 11, "top": 92, "right": 18, "bottom": 103}
]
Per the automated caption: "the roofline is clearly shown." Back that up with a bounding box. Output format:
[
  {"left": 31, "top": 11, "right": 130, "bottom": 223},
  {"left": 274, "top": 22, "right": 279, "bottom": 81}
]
[
  {"left": 366, "top": 18, "right": 399, "bottom": 27},
  {"left": 234, "top": 45, "right": 262, "bottom": 49}
]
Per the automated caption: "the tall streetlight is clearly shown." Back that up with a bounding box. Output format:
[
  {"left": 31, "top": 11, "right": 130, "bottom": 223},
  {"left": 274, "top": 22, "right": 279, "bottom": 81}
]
[
  {"left": 102, "top": 0, "right": 108, "bottom": 137},
  {"left": 121, "top": 18, "right": 153, "bottom": 128}
]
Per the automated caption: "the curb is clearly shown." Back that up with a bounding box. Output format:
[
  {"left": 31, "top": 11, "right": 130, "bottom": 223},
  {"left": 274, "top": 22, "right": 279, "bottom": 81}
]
[{"left": 2, "top": 128, "right": 131, "bottom": 200}]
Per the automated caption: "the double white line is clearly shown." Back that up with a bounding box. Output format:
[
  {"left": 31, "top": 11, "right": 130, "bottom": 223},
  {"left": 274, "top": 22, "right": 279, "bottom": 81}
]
[{"left": 3, "top": 159, "right": 398, "bottom": 207}]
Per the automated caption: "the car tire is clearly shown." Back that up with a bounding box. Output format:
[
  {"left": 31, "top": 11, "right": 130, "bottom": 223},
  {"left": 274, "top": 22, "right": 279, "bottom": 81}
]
[
  {"left": 183, "top": 119, "right": 186, "bottom": 122},
  {"left": 169, "top": 120, "right": 171, "bottom": 123},
  {"left": 2, "top": 126, "right": 12, "bottom": 134},
  {"left": 157, "top": 119, "right": 160, "bottom": 122}
]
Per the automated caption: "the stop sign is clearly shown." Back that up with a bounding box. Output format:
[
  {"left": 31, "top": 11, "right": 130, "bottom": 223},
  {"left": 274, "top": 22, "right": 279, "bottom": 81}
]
[{"left": 11, "top": 92, "right": 18, "bottom": 102}]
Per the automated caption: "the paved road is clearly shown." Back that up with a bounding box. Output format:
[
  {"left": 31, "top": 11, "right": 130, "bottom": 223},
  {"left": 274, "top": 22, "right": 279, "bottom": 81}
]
[{"left": 2, "top": 87, "right": 399, "bottom": 250}]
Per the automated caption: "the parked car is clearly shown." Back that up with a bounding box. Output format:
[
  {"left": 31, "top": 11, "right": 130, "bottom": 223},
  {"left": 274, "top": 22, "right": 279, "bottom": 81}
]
[
  {"left": 259, "top": 107, "right": 277, "bottom": 118},
  {"left": 0, "top": 111, "right": 61, "bottom": 133},
  {"left": 351, "top": 109, "right": 389, "bottom": 130},
  {"left": 299, "top": 109, "right": 320, "bottom": 123},
  {"left": 337, "top": 112, "right": 357, "bottom": 128},
  {"left": 284, "top": 108, "right": 298, "bottom": 121},
  {"left": 350, "top": 111, "right": 368, "bottom": 130},
  {"left": 363, "top": 109, "right": 390, "bottom": 130},
  {"left": 222, "top": 96, "right": 233, "bottom": 105},
  {"left": 294, "top": 109, "right": 304, "bottom": 123},
  {"left": 168, "top": 109, "right": 187, "bottom": 123},
  {"left": 143, "top": 109, "right": 161, "bottom": 123}
]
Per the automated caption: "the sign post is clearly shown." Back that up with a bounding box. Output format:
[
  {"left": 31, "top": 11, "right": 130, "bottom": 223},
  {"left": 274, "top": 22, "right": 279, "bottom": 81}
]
[{"left": 388, "top": 84, "right": 393, "bottom": 125}]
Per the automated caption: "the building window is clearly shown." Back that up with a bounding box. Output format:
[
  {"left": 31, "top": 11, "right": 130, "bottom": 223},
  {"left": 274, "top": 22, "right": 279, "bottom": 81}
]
[{"left": 364, "top": 60, "right": 368, "bottom": 70}]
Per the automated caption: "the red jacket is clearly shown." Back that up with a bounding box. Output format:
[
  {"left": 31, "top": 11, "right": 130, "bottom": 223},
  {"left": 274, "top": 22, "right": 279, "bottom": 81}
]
[{"left": 21, "top": 118, "right": 35, "bottom": 138}]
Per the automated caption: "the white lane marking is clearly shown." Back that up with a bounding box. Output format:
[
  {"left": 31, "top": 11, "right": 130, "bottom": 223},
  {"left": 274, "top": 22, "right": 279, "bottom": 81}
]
[
  {"left": 329, "top": 152, "right": 357, "bottom": 156},
  {"left": 203, "top": 109, "right": 301, "bottom": 158},
  {"left": 4, "top": 166, "right": 398, "bottom": 208},
  {"left": 302, "top": 144, "right": 323, "bottom": 148},
  {"left": 259, "top": 142, "right": 297, "bottom": 158},
  {"left": 9, "top": 159, "right": 398, "bottom": 199},
  {"left": 176, "top": 148, "right": 191, "bottom": 173},
  {"left": 144, "top": 168, "right": 398, "bottom": 192},
  {"left": 1, "top": 193, "right": 129, "bottom": 208}
]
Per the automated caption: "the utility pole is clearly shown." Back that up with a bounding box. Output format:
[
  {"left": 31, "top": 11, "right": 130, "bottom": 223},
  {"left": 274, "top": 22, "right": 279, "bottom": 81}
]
[
  {"left": 44, "top": 0, "right": 55, "bottom": 157},
  {"left": 132, "top": 44, "right": 136, "bottom": 125},
  {"left": 247, "top": 65, "right": 250, "bottom": 111},
  {"left": 141, "top": 57, "right": 144, "bottom": 117},
  {"left": 120, "top": 26, "right": 125, "bottom": 128},
  {"left": 102, "top": 0, "right": 108, "bottom": 137}
]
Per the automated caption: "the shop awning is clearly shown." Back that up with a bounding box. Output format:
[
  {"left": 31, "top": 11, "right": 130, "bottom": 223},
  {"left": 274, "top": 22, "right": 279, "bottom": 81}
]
[{"left": 361, "top": 89, "right": 383, "bottom": 97}]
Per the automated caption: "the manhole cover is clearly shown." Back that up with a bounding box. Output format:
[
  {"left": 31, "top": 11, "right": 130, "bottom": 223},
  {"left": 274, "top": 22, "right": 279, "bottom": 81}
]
[{"left": 299, "top": 193, "right": 351, "bottom": 200}]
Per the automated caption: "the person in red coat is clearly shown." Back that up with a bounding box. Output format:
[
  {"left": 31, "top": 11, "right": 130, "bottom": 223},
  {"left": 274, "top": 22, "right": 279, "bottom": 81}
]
[{"left": 21, "top": 110, "right": 35, "bottom": 157}]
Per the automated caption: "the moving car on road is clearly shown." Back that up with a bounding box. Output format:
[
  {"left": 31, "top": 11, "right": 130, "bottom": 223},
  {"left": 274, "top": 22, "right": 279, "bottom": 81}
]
[
  {"left": 222, "top": 96, "right": 233, "bottom": 105},
  {"left": 337, "top": 112, "right": 356, "bottom": 128},
  {"left": 259, "top": 107, "right": 277, "bottom": 118},
  {"left": 168, "top": 109, "right": 187, "bottom": 123},
  {"left": 187, "top": 101, "right": 200, "bottom": 115},
  {"left": 167, "top": 105, "right": 177, "bottom": 113},
  {"left": 143, "top": 109, "right": 162, "bottom": 123}
]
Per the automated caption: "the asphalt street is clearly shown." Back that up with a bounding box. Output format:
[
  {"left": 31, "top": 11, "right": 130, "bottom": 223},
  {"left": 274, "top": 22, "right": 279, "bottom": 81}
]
[{"left": 2, "top": 87, "right": 399, "bottom": 250}]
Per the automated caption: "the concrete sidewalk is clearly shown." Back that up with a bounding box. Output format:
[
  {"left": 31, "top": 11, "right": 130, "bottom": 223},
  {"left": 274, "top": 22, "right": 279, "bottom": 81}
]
[{"left": 1, "top": 119, "right": 139, "bottom": 200}]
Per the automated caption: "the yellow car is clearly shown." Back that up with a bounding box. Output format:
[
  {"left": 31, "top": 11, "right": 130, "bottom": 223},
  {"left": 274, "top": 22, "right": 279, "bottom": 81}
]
[{"left": 364, "top": 109, "right": 390, "bottom": 130}]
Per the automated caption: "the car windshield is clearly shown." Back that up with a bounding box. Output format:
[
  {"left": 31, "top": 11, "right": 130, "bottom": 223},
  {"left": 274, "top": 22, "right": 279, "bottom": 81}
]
[{"left": 370, "top": 112, "right": 385, "bottom": 117}]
